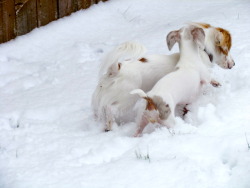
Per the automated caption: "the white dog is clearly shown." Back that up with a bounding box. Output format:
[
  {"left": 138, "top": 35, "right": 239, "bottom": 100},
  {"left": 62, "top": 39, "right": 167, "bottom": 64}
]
[
  {"left": 131, "top": 25, "right": 210, "bottom": 136},
  {"left": 92, "top": 23, "right": 234, "bottom": 131}
]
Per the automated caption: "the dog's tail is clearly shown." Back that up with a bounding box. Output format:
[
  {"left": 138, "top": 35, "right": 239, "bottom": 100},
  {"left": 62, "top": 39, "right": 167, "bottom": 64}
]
[
  {"left": 130, "top": 89, "right": 148, "bottom": 98},
  {"left": 130, "top": 89, "right": 157, "bottom": 111},
  {"left": 99, "top": 41, "right": 147, "bottom": 77},
  {"left": 131, "top": 89, "right": 171, "bottom": 119}
]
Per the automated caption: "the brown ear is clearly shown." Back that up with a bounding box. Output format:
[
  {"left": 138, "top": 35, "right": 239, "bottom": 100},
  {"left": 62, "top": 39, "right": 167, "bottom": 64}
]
[
  {"left": 215, "top": 31, "right": 222, "bottom": 47},
  {"left": 166, "top": 30, "right": 180, "bottom": 51},
  {"left": 215, "top": 27, "right": 232, "bottom": 51},
  {"left": 191, "top": 27, "right": 205, "bottom": 50}
]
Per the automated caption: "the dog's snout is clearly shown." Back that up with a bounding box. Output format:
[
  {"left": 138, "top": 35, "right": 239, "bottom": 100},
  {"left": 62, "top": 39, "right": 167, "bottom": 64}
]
[
  {"left": 226, "top": 60, "right": 235, "bottom": 69},
  {"left": 228, "top": 63, "right": 233, "bottom": 69}
]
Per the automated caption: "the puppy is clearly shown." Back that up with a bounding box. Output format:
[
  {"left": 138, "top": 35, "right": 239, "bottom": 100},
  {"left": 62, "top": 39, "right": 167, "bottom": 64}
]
[{"left": 131, "top": 25, "right": 210, "bottom": 136}]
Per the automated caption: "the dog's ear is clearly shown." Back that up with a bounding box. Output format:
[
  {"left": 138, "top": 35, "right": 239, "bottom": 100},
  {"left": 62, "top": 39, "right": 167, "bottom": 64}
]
[
  {"left": 191, "top": 27, "right": 205, "bottom": 50},
  {"left": 214, "top": 30, "right": 228, "bottom": 53},
  {"left": 107, "top": 63, "right": 122, "bottom": 77},
  {"left": 214, "top": 30, "right": 223, "bottom": 47},
  {"left": 166, "top": 30, "right": 180, "bottom": 51}
]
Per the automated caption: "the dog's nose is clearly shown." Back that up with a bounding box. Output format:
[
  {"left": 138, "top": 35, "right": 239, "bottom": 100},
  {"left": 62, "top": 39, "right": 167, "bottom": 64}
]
[{"left": 227, "top": 60, "right": 235, "bottom": 69}]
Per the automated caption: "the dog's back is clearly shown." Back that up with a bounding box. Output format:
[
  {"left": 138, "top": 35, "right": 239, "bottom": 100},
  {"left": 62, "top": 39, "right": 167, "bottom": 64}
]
[{"left": 148, "top": 68, "right": 201, "bottom": 105}]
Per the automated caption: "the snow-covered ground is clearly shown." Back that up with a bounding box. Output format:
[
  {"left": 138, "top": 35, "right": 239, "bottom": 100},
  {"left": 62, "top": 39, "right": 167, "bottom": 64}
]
[{"left": 1, "top": 0, "right": 250, "bottom": 187}]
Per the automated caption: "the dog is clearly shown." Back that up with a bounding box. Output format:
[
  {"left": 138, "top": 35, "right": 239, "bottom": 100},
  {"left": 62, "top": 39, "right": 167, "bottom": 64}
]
[
  {"left": 92, "top": 23, "right": 235, "bottom": 131},
  {"left": 131, "top": 25, "right": 210, "bottom": 136}
]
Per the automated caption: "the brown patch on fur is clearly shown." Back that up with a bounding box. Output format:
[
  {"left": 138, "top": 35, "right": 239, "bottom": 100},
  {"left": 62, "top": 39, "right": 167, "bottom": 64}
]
[
  {"left": 217, "top": 46, "right": 227, "bottom": 55},
  {"left": 143, "top": 97, "right": 157, "bottom": 111},
  {"left": 215, "top": 27, "right": 232, "bottom": 55},
  {"left": 151, "top": 96, "right": 171, "bottom": 120},
  {"left": 118, "top": 63, "right": 122, "bottom": 70},
  {"left": 210, "top": 80, "right": 221, "bottom": 87},
  {"left": 196, "top": 23, "right": 211, "bottom": 29},
  {"left": 139, "top": 57, "right": 148, "bottom": 63}
]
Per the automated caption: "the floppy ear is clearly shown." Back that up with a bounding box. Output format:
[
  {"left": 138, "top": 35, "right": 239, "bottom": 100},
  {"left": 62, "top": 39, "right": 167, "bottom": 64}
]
[
  {"left": 191, "top": 27, "right": 205, "bottom": 50},
  {"left": 166, "top": 30, "right": 180, "bottom": 51},
  {"left": 214, "top": 31, "right": 223, "bottom": 47}
]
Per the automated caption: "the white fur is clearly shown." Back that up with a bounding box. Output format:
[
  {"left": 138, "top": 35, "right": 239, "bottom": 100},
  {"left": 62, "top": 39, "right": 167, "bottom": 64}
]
[
  {"left": 92, "top": 24, "right": 234, "bottom": 131},
  {"left": 99, "top": 41, "right": 147, "bottom": 77},
  {"left": 132, "top": 26, "right": 210, "bottom": 136},
  {"left": 130, "top": 89, "right": 147, "bottom": 98}
]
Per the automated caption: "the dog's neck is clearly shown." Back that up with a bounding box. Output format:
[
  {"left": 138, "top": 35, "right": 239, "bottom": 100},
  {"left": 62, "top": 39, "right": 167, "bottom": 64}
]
[
  {"left": 204, "top": 48, "right": 213, "bottom": 62},
  {"left": 203, "top": 28, "right": 216, "bottom": 56},
  {"left": 200, "top": 49, "right": 213, "bottom": 68},
  {"left": 178, "top": 40, "right": 201, "bottom": 65}
]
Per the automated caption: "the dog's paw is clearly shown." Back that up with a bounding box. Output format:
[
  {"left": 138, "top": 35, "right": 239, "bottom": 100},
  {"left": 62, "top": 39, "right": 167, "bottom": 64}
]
[
  {"left": 133, "top": 131, "right": 143, "bottom": 137},
  {"left": 210, "top": 80, "right": 221, "bottom": 87}
]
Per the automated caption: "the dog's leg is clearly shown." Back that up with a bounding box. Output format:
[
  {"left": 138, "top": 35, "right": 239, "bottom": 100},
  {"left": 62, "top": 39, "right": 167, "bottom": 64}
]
[
  {"left": 161, "top": 112, "right": 176, "bottom": 136},
  {"left": 104, "top": 106, "right": 114, "bottom": 132},
  {"left": 134, "top": 113, "right": 149, "bottom": 137},
  {"left": 210, "top": 79, "right": 221, "bottom": 87}
]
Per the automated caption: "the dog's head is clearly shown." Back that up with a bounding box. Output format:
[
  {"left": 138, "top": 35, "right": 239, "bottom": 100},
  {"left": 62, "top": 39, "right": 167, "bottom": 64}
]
[
  {"left": 166, "top": 25, "right": 205, "bottom": 52},
  {"left": 211, "top": 27, "right": 234, "bottom": 69},
  {"left": 196, "top": 23, "right": 235, "bottom": 69},
  {"left": 167, "top": 23, "right": 235, "bottom": 69}
]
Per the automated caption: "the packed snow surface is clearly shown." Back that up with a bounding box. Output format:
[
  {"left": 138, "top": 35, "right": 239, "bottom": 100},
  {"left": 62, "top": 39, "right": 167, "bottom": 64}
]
[{"left": 0, "top": 0, "right": 250, "bottom": 188}]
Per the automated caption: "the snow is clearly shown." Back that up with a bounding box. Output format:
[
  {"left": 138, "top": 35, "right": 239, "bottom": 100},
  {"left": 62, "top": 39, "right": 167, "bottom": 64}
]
[{"left": 0, "top": 0, "right": 250, "bottom": 187}]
